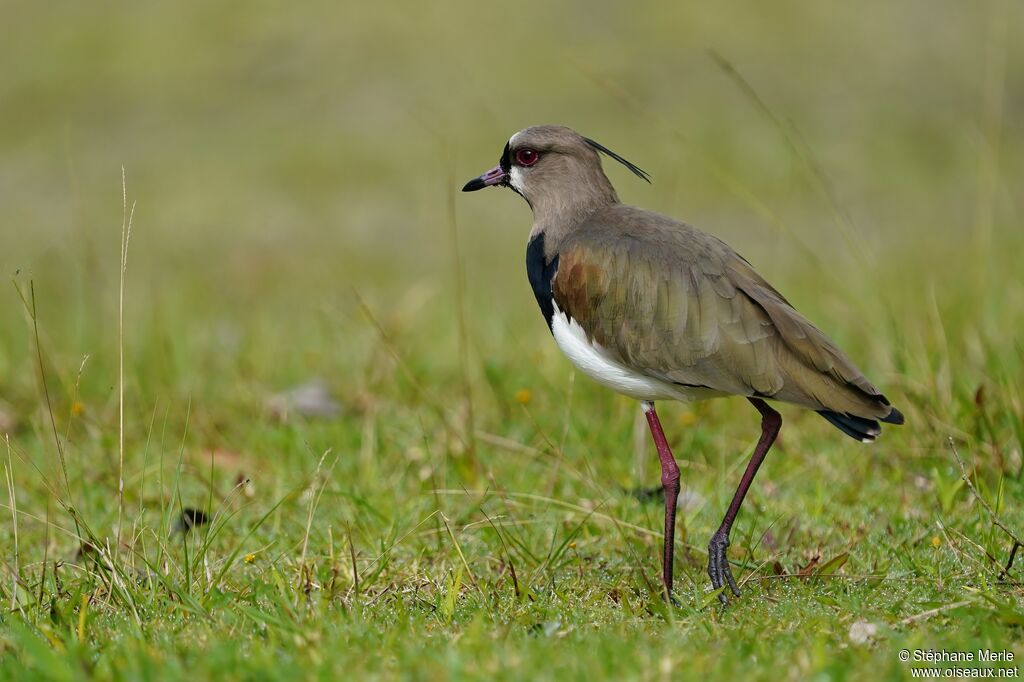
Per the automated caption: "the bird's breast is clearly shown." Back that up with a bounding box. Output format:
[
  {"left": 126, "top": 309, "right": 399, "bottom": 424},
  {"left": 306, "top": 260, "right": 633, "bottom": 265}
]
[
  {"left": 551, "top": 300, "right": 715, "bottom": 402},
  {"left": 527, "top": 232, "right": 714, "bottom": 403},
  {"left": 526, "top": 232, "right": 559, "bottom": 330}
]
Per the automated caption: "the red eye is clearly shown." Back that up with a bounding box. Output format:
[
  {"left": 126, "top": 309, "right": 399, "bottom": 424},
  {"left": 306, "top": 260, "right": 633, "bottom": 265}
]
[{"left": 515, "top": 148, "right": 539, "bottom": 166}]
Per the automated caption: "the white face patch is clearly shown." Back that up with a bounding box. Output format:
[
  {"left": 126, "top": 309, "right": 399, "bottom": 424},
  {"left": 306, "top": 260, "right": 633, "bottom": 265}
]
[
  {"left": 509, "top": 166, "right": 526, "bottom": 193},
  {"left": 507, "top": 131, "right": 527, "bottom": 193}
]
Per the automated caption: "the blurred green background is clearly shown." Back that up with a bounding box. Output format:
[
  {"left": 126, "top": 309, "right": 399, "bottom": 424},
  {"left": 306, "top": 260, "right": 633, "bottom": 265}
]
[
  {"left": 0, "top": 1, "right": 1022, "bottom": 678},
  {"left": 2, "top": 1, "right": 1020, "bottom": 414}
]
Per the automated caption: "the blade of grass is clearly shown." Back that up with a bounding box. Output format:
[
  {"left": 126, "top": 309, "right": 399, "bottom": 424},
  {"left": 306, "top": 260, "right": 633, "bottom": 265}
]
[{"left": 115, "top": 166, "right": 136, "bottom": 569}]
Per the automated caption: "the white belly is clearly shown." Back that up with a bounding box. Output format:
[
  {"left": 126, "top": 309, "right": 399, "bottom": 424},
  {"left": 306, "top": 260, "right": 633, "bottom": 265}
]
[{"left": 549, "top": 302, "right": 715, "bottom": 402}]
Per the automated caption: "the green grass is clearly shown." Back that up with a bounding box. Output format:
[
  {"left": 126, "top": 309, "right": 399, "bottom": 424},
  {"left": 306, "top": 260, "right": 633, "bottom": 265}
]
[{"left": 1, "top": 1, "right": 1023, "bottom": 679}]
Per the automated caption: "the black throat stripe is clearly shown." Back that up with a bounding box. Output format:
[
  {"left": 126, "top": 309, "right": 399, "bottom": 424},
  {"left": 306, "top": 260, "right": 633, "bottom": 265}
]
[{"left": 525, "top": 233, "right": 559, "bottom": 332}]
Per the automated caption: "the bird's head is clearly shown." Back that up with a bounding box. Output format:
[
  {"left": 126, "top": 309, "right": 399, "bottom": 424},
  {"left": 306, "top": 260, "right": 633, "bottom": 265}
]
[{"left": 462, "top": 125, "right": 649, "bottom": 215}]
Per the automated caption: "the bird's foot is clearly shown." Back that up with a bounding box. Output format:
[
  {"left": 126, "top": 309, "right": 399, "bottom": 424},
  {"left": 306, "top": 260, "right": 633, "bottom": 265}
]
[
  {"left": 660, "top": 584, "right": 680, "bottom": 607},
  {"left": 707, "top": 531, "right": 740, "bottom": 605}
]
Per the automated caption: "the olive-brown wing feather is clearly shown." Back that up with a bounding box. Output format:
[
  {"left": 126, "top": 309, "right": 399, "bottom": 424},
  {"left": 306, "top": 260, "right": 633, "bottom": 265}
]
[{"left": 550, "top": 207, "right": 894, "bottom": 419}]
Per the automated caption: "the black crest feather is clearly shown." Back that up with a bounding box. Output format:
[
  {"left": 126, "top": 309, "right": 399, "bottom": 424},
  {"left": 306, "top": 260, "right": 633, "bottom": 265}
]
[{"left": 583, "top": 137, "right": 651, "bottom": 183}]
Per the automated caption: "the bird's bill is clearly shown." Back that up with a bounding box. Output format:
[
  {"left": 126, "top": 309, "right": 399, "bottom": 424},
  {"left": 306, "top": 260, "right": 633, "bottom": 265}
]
[{"left": 461, "top": 165, "right": 507, "bottom": 192}]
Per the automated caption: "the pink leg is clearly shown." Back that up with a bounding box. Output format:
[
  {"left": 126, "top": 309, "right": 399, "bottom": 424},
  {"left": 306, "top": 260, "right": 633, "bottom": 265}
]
[
  {"left": 707, "top": 397, "right": 782, "bottom": 603},
  {"left": 642, "top": 401, "right": 681, "bottom": 600}
]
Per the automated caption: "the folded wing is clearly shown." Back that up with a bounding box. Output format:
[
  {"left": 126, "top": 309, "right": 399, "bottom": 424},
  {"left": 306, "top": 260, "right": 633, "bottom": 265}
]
[{"left": 551, "top": 206, "right": 902, "bottom": 427}]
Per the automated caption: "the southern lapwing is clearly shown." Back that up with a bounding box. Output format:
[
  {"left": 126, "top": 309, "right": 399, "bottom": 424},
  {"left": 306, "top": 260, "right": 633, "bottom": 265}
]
[{"left": 462, "top": 125, "right": 904, "bottom": 604}]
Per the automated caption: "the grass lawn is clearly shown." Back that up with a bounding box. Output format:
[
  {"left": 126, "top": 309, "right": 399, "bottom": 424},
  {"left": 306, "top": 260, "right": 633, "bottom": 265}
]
[{"left": 1, "top": 2, "right": 1022, "bottom": 680}]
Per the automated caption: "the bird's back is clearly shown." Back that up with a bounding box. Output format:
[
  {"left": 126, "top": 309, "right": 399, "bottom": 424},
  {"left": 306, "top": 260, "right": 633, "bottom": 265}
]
[{"left": 547, "top": 204, "right": 903, "bottom": 431}]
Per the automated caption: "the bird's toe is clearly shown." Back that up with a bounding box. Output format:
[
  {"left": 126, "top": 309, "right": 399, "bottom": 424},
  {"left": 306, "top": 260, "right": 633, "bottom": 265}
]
[
  {"left": 723, "top": 562, "right": 741, "bottom": 598},
  {"left": 707, "top": 533, "right": 738, "bottom": 604}
]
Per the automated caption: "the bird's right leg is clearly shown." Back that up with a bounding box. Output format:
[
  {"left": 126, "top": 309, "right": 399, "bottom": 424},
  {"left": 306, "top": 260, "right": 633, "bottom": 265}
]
[
  {"left": 707, "top": 397, "right": 782, "bottom": 604},
  {"left": 641, "top": 401, "right": 681, "bottom": 601}
]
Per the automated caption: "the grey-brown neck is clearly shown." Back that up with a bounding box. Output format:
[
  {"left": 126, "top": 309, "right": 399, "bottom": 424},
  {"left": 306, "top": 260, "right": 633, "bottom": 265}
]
[
  {"left": 524, "top": 156, "right": 618, "bottom": 258},
  {"left": 526, "top": 170, "right": 618, "bottom": 257}
]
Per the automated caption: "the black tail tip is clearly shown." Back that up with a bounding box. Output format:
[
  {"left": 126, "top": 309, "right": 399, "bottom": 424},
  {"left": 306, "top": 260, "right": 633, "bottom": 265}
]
[
  {"left": 880, "top": 407, "right": 905, "bottom": 425},
  {"left": 818, "top": 406, "right": 904, "bottom": 442},
  {"left": 817, "top": 410, "right": 881, "bottom": 442}
]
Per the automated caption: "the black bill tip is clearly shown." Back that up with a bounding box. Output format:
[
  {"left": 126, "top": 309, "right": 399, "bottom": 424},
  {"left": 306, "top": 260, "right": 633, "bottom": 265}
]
[{"left": 461, "top": 165, "right": 507, "bottom": 192}]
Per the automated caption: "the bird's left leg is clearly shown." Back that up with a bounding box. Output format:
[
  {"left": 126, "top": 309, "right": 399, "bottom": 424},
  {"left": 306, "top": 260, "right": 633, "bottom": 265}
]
[
  {"left": 641, "top": 401, "right": 681, "bottom": 601},
  {"left": 707, "top": 397, "right": 782, "bottom": 604}
]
